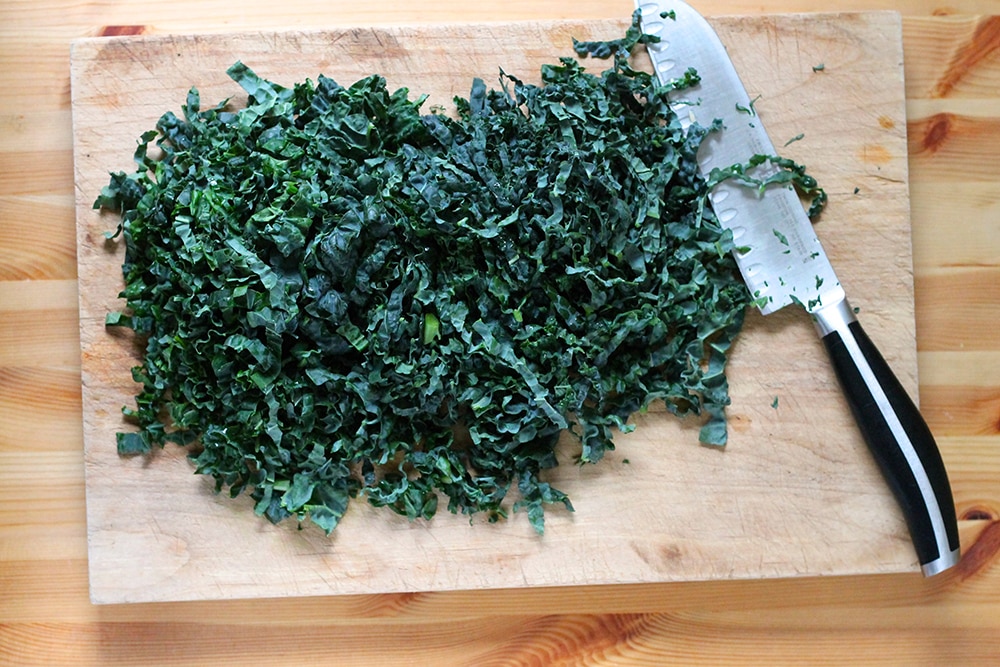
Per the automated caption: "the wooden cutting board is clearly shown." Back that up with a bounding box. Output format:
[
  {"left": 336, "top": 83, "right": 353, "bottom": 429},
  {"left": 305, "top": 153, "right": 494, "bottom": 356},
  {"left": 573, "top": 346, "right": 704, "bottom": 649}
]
[{"left": 72, "top": 12, "right": 919, "bottom": 604}]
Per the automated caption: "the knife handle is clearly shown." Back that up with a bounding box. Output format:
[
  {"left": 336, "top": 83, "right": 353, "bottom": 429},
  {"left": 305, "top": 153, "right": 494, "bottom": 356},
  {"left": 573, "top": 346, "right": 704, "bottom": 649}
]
[{"left": 813, "top": 299, "right": 960, "bottom": 576}]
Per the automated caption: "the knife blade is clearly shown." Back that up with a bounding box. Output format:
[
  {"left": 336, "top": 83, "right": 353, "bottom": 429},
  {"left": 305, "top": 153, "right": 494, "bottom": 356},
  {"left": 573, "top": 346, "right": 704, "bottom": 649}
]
[{"left": 635, "top": 0, "right": 961, "bottom": 576}]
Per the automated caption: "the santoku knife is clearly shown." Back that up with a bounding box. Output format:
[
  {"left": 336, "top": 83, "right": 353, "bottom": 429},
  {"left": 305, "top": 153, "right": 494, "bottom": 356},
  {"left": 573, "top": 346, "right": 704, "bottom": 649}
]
[{"left": 635, "top": 0, "right": 960, "bottom": 576}]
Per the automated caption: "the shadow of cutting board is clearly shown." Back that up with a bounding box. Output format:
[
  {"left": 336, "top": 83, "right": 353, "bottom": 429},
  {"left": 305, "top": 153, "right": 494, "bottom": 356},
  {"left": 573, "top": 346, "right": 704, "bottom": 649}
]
[{"left": 72, "top": 12, "right": 920, "bottom": 604}]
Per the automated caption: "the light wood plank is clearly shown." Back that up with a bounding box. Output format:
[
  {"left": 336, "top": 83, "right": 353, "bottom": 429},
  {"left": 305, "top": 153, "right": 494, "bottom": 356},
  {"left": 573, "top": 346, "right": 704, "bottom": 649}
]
[
  {"left": 0, "top": 150, "right": 74, "bottom": 196},
  {"left": 0, "top": 197, "right": 77, "bottom": 281},
  {"left": 940, "top": 436, "right": 1000, "bottom": 518},
  {"left": 0, "top": 451, "right": 87, "bottom": 562},
  {"left": 11, "top": 616, "right": 995, "bottom": 667},
  {"left": 4, "top": 0, "right": 1000, "bottom": 35},
  {"left": 908, "top": 113, "right": 1000, "bottom": 182},
  {"left": 0, "top": 309, "right": 80, "bottom": 367},
  {"left": 914, "top": 267, "right": 1000, "bottom": 351},
  {"left": 0, "top": 368, "right": 83, "bottom": 453},
  {"left": 0, "top": 279, "right": 78, "bottom": 312},
  {"left": 922, "top": 384, "right": 1000, "bottom": 435},
  {"left": 909, "top": 181, "right": 1000, "bottom": 271},
  {"left": 919, "top": 351, "right": 1000, "bottom": 386},
  {"left": 903, "top": 15, "right": 1000, "bottom": 99},
  {"left": 0, "top": 111, "right": 73, "bottom": 153}
]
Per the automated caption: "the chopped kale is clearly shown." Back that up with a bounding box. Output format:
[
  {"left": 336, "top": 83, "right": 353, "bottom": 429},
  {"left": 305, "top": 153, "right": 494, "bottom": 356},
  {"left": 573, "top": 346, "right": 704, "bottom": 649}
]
[{"left": 92, "top": 14, "right": 812, "bottom": 535}]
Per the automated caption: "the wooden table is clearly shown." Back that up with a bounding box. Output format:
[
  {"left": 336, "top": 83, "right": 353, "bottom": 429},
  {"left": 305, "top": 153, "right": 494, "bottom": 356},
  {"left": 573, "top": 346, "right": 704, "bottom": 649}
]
[{"left": 2, "top": 0, "right": 998, "bottom": 664}]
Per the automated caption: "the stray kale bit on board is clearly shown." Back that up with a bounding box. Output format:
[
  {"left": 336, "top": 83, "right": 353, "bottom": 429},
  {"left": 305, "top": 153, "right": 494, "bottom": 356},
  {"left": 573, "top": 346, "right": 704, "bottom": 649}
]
[{"left": 95, "top": 13, "right": 755, "bottom": 535}]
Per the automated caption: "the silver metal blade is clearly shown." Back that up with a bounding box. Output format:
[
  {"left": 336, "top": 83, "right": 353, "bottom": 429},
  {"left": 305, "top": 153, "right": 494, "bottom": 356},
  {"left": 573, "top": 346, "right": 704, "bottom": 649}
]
[{"left": 636, "top": 0, "right": 843, "bottom": 315}]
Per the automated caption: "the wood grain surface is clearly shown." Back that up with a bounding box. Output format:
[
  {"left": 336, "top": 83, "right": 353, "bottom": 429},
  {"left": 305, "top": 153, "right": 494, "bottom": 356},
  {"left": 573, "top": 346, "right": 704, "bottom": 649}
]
[
  {"left": 2, "top": 0, "right": 999, "bottom": 664},
  {"left": 72, "top": 12, "right": 920, "bottom": 604}
]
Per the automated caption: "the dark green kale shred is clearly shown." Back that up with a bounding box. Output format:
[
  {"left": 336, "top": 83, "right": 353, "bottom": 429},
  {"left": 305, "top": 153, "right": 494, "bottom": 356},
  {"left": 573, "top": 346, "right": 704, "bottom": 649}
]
[{"left": 95, "top": 15, "right": 755, "bottom": 535}]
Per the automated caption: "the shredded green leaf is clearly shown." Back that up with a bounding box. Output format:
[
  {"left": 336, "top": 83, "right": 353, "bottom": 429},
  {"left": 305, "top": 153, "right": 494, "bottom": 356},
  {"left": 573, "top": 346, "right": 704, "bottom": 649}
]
[
  {"left": 784, "top": 133, "right": 805, "bottom": 147},
  {"left": 708, "top": 153, "right": 827, "bottom": 219},
  {"left": 94, "top": 12, "right": 819, "bottom": 534}
]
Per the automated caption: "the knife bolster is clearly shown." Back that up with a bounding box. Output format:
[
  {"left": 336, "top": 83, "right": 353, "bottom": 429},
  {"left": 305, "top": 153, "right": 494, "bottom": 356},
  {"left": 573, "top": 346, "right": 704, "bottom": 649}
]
[{"left": 812, "top": 297, "right": 857, "bottom": 337}]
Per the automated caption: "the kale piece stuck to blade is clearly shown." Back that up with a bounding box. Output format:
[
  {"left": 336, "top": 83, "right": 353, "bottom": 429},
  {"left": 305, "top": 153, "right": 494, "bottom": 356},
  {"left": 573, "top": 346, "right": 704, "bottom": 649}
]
[{"left": 95, "top": 14, "right": 754, "bottom": 535}]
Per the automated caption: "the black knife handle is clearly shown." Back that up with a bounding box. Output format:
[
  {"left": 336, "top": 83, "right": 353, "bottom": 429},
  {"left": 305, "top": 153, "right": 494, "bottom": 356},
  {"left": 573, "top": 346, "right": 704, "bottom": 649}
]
[{"left": 814, "top": 299, "right": 960, "bottom": 576}]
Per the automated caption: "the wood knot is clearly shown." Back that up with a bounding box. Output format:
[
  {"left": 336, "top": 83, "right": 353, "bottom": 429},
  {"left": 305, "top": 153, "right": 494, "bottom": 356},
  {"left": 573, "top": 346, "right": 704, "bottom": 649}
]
[
  {"left": 961, "top": 506, "right": 998, "bottom": 521},
  {"left": 954, "top": 519, "right": 1000, "bottom": 580},
  {"left": 99, "top": 25, "right": 148, "bottom": 37},
  {"left": 920, "top": 113, "right": 953, "bottom": 154},
  {"left": 878, "top": 115, "right": 896, "bottom": 130},
  {"left": 933, "top": 16, "right": 1000, "bottom": 97}
]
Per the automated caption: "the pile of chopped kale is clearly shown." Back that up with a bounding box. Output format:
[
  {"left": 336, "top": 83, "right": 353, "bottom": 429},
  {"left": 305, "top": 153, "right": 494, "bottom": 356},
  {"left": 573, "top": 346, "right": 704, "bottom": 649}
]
[{"left": 95, "top": 17, "right": 753, "bottom": 534}]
